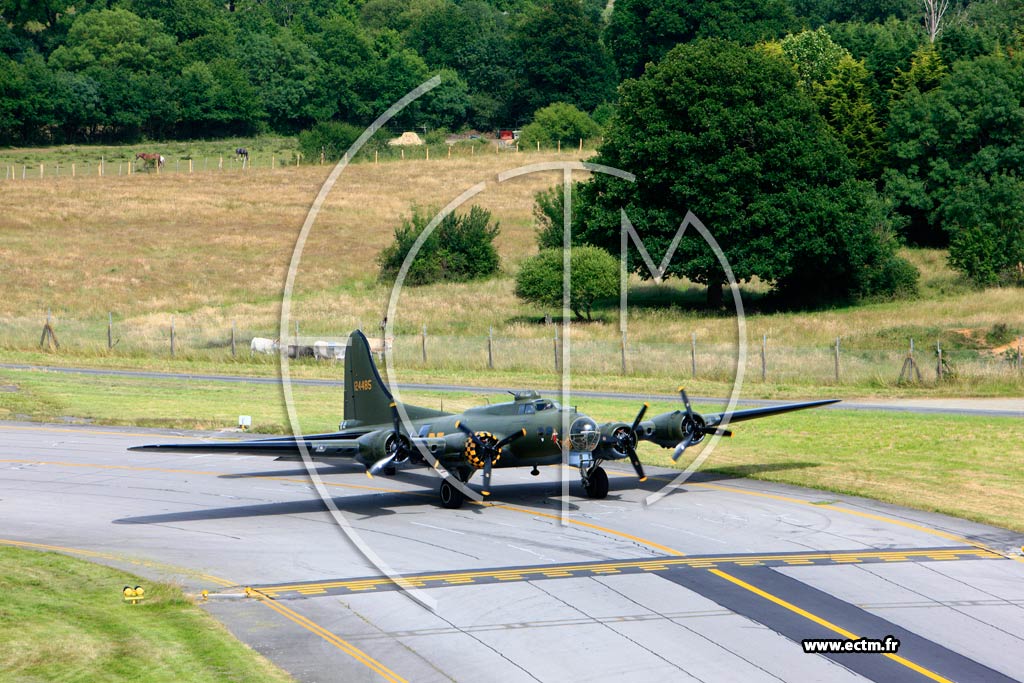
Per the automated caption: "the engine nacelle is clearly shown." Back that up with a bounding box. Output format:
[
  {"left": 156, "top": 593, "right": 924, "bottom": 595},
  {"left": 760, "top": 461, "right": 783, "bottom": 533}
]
[
  {"left": 645, "top": 410, "right": 706, "bottom": 448},
  {"left": 599, "top": 421, "right": 634, "bottom": 457}
]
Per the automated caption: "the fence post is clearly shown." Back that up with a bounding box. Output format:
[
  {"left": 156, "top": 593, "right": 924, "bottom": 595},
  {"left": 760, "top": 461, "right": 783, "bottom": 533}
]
[
  {"left": 375, "top": 150, "right": 378, "bottom": 164},
  {"left": 1018, "top": 336, "right": 1022, "bottom": 371},
  {"left": 189, "top": 159, "right": 193, "bottom": 173},
  {"left": 100, "top": 156, "right": 104, "bottom": 176},
  {"left": 40, "top": 163, "right": 43, "bottom": 178},
  {"left": 401, "top": 148, "right": 405, "bottom": 160},
  {"left": 690, "top": 332, "right": 696, "bottom": 378},
  {"left": 426, "top": 146, "right": 430, "bottom": 161},
  {"left": 620, "top": 330, "right": 627, "bottom": 375},
  {"left": 72, "top": 163, "right": 75, "bottom": 177},
  {"left": 231, "top": 320, "right": 237, "bottom": 358},
  {"left": 579, "top": 138, "right": 583, "bottom": 153},
  {"left": 107, "top": 312, "right": 113, "bottom": 350},
  {"left": 536, "top": 140, "right": 540, "bottom": 152},
  {"left": 170, "top": 315, "right": 176, "bottom": 358},
  {"left": 936, "top": 340, "right": 943, "bottom": 380},
  {"left": 421, "top": 324, "right": 427, "bottom": 363},
  {"left": 557, "top": 140, "right": 561, "bottom": 154},
  {"left": 22, "top": 165, "right": 26, "bottom": 179},
  {"left": 553, "top": 326, "right": 559, "bottom": 372},
  {"left": 448, "top": 145, "right": 452, "bottom": 159},
  {"left": 834, "top": 337, "right": 840, "bottom": 383},
  {"left": 487, "top": 326, "right": 494, "bottom": 369},
  {"left": 761, "top": 333, "right": 767, "bottom": 382}
]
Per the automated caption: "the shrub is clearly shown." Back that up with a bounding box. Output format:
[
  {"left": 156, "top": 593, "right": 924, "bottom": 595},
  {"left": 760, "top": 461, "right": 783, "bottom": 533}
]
[
  {"left": 378, "top": 205, "right": 500, "bottom": 286},
  {"left": 515, "top": 246, "right": 618, "bottom": 320},
  {"left": 297, "top": 121, "right": 363, "bottom": 163},
  {"left": 517, "top": 102, "right": 601, "bottom": 149}
]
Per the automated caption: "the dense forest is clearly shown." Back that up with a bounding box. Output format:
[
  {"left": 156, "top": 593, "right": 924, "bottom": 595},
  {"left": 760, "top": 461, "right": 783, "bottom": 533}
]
[{"left": 3, "top": 0, "right": 1023, "bottom": 292}]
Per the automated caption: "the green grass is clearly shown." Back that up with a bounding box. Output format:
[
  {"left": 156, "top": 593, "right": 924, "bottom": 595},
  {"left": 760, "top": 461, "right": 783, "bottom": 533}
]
[
  {"left": 2, "top": 367, "right": 1023, "bottom": 533},
  {"left": 0, "top": 546, "right": 293, "bottom": 682}
]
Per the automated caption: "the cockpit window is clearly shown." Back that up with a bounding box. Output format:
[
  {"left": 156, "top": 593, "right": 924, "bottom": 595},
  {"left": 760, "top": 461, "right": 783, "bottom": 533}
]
[
  {"left": 534, "top": 400, "right": 557, "bottom": 411},
  {"left": 517, "top": 404, "right": 536, "bottom": 415}
]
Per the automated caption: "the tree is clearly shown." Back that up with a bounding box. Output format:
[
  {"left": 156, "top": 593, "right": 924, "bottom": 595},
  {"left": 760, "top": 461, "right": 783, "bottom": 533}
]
[
  {"left": 533, "top": 184, "right": 586, "bottom": 250},
  {"left": 779, "top": 28, "right": 850, "bottom": 89},
  {"left": 405, "top": 0, "right": 515, "bottom": 128},
  {"left": 378, "top": 205, "right": 501, "bottom": 286},
  {"left": 518, "top": 102, "right": 600, "bottom": 149},
  {"left": 815, "top": 55, "right": 885, "bottom": 177},
  {"left": 577, "top": 39, "right": 914, "bottom": 306},
  {"left": 605, "top": 0, "right": 797, "bottom": 80},
  {"left": 513, "top": 0, "right": 616, "bottom": 117},
  {"left": 826, "top": 18, "right": 924, "bottom": 101},
  {"left": 889, "top": 44, "right": 946, "bottom": 101},
  {"left": 944, "top": 174, "right": 1024, "bottom": 287},
  {"left": 515, "top": 246, "right": 619, "bottom": 320},
  {"left": 885, "top": 52, "right": 1024, "bottom": 245}
]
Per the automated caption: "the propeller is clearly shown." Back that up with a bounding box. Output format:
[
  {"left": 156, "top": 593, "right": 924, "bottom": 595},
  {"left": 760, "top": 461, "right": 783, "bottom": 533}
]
[
  {"left": 368, "top": 402, "right": 418, "bottom": 477},
  {"left": 671, "top": 387, "right": 732, "bottom": 462},
  {"left": 456, "top": 422, "right": 526, "bottom": 496},
  {"left": 612, "top": 403, "right": 649, "bottom": 481}
]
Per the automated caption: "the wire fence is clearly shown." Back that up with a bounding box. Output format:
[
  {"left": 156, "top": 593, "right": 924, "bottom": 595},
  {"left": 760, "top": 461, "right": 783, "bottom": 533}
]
[
  {"left": 5, "top": 313, "right": 1023, "bottom": 387},
  {"left": 0, "top": 139, "right": 596, "bottom": 181}
]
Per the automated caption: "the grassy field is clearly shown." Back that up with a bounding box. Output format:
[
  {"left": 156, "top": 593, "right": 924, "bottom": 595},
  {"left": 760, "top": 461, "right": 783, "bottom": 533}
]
[
  {"left": 2, "top": 367, "right": 1022, "bottom": 532},
  {"left": 0, "top": 546, "right": 293, "bottom": 682},
  {"left": 1, "top": 140, "right": 1022, "bottom": 393}
]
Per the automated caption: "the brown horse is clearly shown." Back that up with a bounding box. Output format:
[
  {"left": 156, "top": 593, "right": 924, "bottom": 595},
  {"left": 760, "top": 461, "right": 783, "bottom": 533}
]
[{"left": 135, "top": 152, "right": 164, "bottom": 167}]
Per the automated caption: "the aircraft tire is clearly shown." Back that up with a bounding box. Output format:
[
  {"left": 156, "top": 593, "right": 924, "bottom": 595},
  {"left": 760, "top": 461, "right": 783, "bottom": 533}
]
[
  {"left": 584, "top": 466, "right": 609, "bottom": 499},
  {"left": 439, "top": 479, "right": 464, "bottom": 509}
]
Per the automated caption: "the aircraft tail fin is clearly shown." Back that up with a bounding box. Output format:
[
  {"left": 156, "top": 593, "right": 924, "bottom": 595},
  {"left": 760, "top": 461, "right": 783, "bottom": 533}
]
[{"left": 343, "top": 330, "right": 395, "bottom": 427}]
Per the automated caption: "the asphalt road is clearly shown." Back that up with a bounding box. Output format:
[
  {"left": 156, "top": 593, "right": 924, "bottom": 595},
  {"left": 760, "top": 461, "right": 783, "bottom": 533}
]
[
  {"left": 2, "top": 421, "right": 1023, "bottom": 682},
  {"left": 3, "top": 362, "right": 1024, "bottom": 417}
]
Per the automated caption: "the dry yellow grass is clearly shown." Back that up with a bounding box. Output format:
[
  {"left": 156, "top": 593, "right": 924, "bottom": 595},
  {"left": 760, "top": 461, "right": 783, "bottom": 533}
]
[{"left": 1, "top": 152, "right": 1022, "bottom": 391}]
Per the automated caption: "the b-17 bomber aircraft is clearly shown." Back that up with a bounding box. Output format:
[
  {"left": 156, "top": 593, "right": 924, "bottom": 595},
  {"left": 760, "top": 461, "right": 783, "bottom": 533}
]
[{"left": 132, "top": 330, "right": 839, "bottom": 509}]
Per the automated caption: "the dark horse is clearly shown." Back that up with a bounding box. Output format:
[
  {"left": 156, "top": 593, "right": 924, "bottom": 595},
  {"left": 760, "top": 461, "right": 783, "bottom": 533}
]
[
  {"left": 135, "top": 152, "right": 164, "bottom": 167},
  {"left": 235, "top": 147, "right": 249, "bottom": 162}
]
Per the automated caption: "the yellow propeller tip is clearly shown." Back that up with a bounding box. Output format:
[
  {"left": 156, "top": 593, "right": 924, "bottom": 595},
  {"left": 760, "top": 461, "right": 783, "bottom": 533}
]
[
  {"left": 365, "top": 471, "right": 373, "bottom": 479},
  {"left": 455, "top": 421, "right": 461, "bottom": 428},
  {"left": 639, "top": 476, "right": 648, "bottom": 482},
  {"left": 482, "top": 491, "right": 490, "bottom": 496},
  {"left": 389, "top": 402, "right": 396, "bottom": 408},
  {"left": 678, "top": 386, "right": 685, "bottom": 392},
  {"left": 643, "top": 402, "right": 649, "bottom": 408}
]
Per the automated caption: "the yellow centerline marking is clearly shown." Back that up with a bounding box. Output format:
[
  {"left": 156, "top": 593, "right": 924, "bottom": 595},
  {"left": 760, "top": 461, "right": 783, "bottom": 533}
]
[
  {"left": 250, "top": 589, "right": 407, "bottom": 683},
  {"left": 709, "top": 569, "right": 954, "bottom": 683},
  {"left": 0, "top": 537, "right": 407, "bottom": 683}
]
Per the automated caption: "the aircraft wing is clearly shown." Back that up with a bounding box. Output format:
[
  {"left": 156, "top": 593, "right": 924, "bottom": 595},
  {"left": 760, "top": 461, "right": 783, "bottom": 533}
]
[
  {"left": 703, "top": 399, "right": 841, "bottom": 427},
  {"left": 128, "top": 436, "right": 363, "bottom": 458}
]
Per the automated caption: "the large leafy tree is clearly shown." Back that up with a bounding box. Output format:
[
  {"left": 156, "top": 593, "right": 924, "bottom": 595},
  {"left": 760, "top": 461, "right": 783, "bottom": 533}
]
[
  {"left": 577, "top": 39, "right": 914, "bottom": 306},
  {"left": 885, "top": 52, "right": 1024, "bottom": 246},
  {"left": 605, "top": 0, "right": 797, "bottom": 80},
  {"left": 405, "top": 0, "right": 515, "bottom": 128},
  {"left": 513, "top": 0, "right": 616, "bottom": 119},
  {"left": 944, "top": 173, "right": 1024, "bottom": 287}
]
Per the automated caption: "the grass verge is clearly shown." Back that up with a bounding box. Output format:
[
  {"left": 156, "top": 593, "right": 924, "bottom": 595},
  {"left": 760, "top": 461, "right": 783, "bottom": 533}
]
[
  {"left": 1, "top": 368, "right": 1022, "bottom": 533},
  {"left": 0, "top": 546, "right": 293, "bottom": 682}
]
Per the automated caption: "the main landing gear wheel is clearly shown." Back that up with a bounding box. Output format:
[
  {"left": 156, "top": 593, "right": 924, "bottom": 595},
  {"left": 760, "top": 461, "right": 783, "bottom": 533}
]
[
  {"left": 439, "top": 478, "right": 465, "bottom": 509},
  {"left": 583, "top": 466, "right": 609, "bottom": 499}
]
